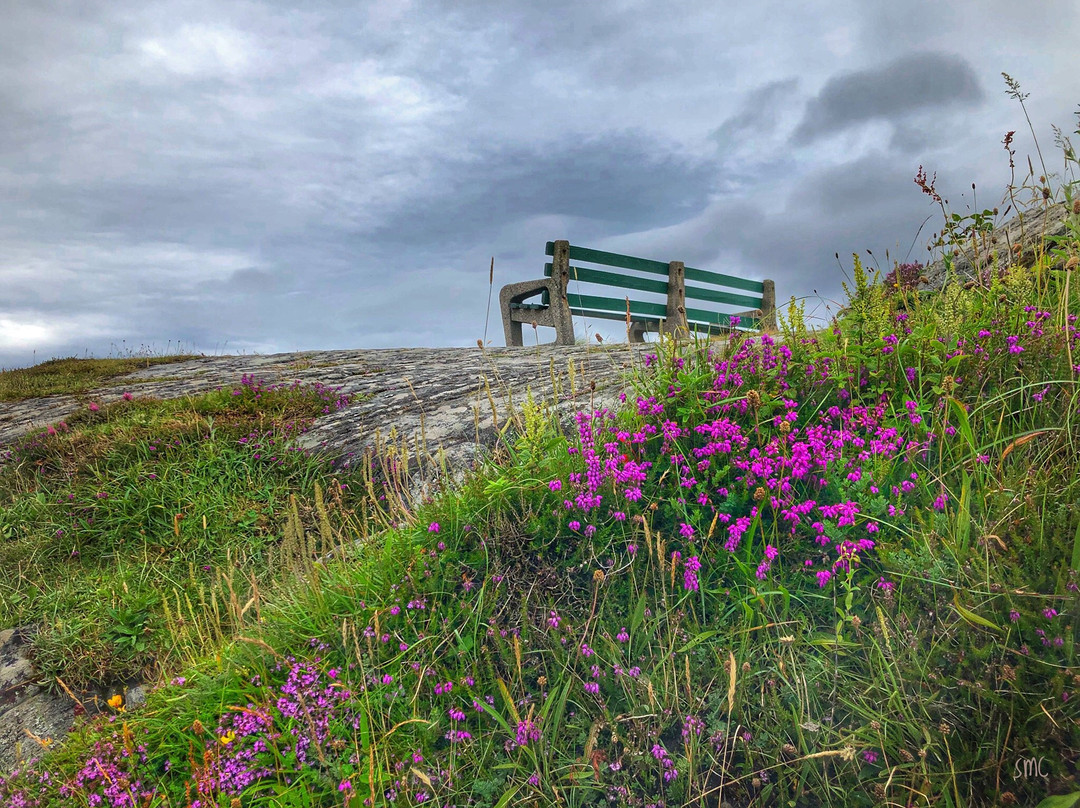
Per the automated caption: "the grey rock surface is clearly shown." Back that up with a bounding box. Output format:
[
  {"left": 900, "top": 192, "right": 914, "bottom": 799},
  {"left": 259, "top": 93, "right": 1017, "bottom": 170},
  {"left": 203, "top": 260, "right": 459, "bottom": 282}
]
[
  {"left": 918, "top": 201, "right": 1071, "bottom": 291},
  {"left": 0, "top": 626, "right": 74, "bottom": 774},
  {"left": 2, "top": 344, "right": 657, "bottom": 500}
]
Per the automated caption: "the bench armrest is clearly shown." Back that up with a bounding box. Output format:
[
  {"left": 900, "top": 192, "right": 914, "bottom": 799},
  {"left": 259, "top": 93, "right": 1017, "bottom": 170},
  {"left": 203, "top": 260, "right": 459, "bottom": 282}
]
[{"left": 499, "top": 278, "right": 554, "bottom": 308}]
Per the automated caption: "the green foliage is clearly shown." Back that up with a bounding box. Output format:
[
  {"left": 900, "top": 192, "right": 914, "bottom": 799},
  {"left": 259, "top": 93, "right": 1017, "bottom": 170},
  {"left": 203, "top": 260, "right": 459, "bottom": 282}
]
[{"left": 840, "top": 254, "right": 891, "bottom": 341}]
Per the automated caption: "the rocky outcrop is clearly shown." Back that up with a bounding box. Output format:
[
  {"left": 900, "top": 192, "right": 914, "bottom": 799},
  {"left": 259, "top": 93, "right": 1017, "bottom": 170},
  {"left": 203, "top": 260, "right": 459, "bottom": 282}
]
[
  {"left": 0, "top": 626, "right": 147, "bottom": 773},
  {"left": 918, "top": 200, "right": 1072, "bottom": 291},
  {"left": 0, "top": 626, "right": 71, "bottom": 774},
  {"left": 1, "top": 344, "right": 657, "bottom": 501}
]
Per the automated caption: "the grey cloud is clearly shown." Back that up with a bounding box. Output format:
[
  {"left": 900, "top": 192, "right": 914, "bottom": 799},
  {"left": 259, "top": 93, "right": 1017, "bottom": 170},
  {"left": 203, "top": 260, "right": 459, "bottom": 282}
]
[
  {"left": 791, "top": 52, "right": 984, "bottom": 144},
  {"left": 786, "top": 152, "right": 926, "bottom": 219},
  {"left": 1, "top": 1, "right": 1077, "bottom": 370},
  {"left": 711, "top": 79, "right": 800, "bottom": 147},
  {"left": 363, "top": 131, "right": 722, "bottom": 250}
]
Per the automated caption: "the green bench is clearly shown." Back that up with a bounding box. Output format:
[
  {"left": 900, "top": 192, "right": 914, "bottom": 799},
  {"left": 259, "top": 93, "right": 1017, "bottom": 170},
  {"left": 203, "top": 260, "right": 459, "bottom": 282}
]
[{"left": 500, "top": 240, "right": 776, "bottom": 346}]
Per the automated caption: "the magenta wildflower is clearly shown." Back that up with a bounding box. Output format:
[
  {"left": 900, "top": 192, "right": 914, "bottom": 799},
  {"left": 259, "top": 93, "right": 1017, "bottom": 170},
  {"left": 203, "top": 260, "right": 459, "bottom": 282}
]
[
  {"left": 683, "top": 555, "right": 701, "bottom": 591},
  {"left": 515, "top": 718, "right": 542, "bottom": 747}
]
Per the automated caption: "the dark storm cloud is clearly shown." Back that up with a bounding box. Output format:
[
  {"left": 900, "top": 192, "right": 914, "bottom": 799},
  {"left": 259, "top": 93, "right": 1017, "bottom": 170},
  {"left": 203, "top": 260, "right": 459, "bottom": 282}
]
[
  {"left": 710, "top": 79, "right": 800, "bottom": 147},
  {"left": 364, "top": 131, "right": 722, "bottom": 249},
  {"left": 791, "top": 52, "right": 984, "bottom": 144}
]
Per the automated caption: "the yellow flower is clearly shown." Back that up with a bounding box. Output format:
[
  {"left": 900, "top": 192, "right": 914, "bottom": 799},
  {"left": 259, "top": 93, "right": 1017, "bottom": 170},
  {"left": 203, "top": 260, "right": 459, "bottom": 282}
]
[
  {"left": 219, "top": 731, "right": 236, "bottom": 746},
  {"left": 107, "top": 694, "right": 124, "bottom": 711}
]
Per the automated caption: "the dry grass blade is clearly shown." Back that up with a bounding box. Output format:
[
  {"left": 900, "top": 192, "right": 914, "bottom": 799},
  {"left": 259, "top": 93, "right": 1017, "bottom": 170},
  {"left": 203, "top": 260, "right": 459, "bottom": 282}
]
[
  {"left": 997, "top": 430, "right": 1049, "bottom": 473},
  {"left": 727, "top": 650, "right": 737, "bottom": 713}
]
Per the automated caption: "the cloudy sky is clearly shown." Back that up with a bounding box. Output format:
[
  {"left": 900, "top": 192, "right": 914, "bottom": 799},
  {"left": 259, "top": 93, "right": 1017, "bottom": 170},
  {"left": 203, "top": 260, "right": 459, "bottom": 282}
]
[{"left": 2, "top": 0, "right": 1078, "bottom": 368}]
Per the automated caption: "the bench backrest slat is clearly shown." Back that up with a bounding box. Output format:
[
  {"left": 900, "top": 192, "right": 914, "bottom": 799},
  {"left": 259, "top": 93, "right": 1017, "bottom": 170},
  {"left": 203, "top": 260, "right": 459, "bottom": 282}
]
[
  {"left": 566, "top": 293, "right": 668, "bottom": 319},
  {"left": 562, "top": 293, "right": 760, "bottom": 331},
  {"left": 686, "top": 306, "right": 759, "bottom": 330},
  {"left": 685, "top": 285, "right": 764, "bottom": 310},
  {"left": 684, "top": 266, "right": 764, "bottom": 294},
  {"left": 544, "top": 263, "right": 669, "bottom": 296},
  {"left": 546, "top": 241, "right": 670, "bottom": 275},
  {"left": 547, "top": 260, "right": 764, "bottom": 314}
]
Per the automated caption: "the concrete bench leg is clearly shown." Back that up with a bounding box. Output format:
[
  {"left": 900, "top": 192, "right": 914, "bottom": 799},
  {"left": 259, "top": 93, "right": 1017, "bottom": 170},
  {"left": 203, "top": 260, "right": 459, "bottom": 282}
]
[
  {"left": 628, "top": 321, "right": 649, "bottom": 343},
  {"left": 504, "top": 317, "right": 524, "bottom": 348}
]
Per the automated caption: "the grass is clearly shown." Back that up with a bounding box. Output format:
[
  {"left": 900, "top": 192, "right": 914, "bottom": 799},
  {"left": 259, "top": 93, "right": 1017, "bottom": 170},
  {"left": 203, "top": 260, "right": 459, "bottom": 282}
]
[
  {"left": 0, "top": 356, "right": 204, "bottom": 402},
  {"left": 2, "top": 78, "right": 1080, "bottom": 808},
  {"left": 0, "top": 373, "right": 367, "bottom": 690}
]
